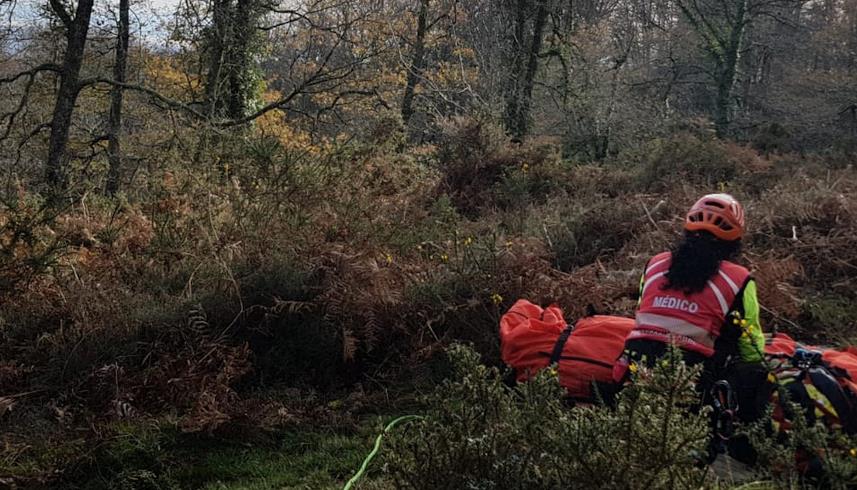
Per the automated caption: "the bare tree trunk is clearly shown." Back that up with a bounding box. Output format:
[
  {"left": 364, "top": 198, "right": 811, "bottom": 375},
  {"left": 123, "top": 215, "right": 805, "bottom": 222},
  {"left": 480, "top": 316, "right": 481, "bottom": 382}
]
[
  {"left": 675, "top": 0, "right": 751, "bottom": 138},
  {"left": 195, "top": 0, "right": 230, "bottom": 165},
  {"left": 45, "top": 0, "right": 96, "bottom": 191},
  {"left": 401, "top": 0, "right": 430, "bottom": 124},
  {"left": 227, "top": 0, "right": 254, "bottom": 119},
  {"left": 106, "top": 0, "right": 130, "bottom": 195},
  {"left": 512, "top": 0, "right": 548, "bottom": 138},
  {"left": 205, "top": 0, "right": 230, "bottom": 116},
  {"left": 504, "top": 0, "right": 528, "bottom": 136},
  {"left": 714, "top": 0, "right": 748, "bottom": 137},
  {"left": 205, "top": 0, "right": 260, "bottom": 119},
  {"left": 849, "top": 0, "right": 857, "bottom": 73}
]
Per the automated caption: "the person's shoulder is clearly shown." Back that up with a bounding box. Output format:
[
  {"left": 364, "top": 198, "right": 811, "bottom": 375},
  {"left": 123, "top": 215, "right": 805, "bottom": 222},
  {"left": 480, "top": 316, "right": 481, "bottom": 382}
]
[
  {"left": 643, "top": 251, "right": 671, "bottom": 271},
  {"left": 720, "top": 260, "right": 751, "bottom": 279},
  {"left": 651, "top": 251, "right": 671, "bottom": 262}
]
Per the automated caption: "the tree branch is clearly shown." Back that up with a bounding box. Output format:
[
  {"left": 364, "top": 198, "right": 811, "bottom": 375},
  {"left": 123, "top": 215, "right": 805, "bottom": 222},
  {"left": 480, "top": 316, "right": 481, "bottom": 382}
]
[
  {"left": 0, "top": 63, "right": 62, "bottom": 85},
  {"left": 78, "top": 77, "right": 210, "bottom": 120},
  {"left": 675, "top": 0, "right": 726, "bottom": 61},
  {"left": 80, "top": 67, "right": 358, "bottom": 129},
  {"left": 0, "top": 65, "right": 61, "bottom": 143},
  {"left": 48, "top": 0, "right": 73, "bottom": 28}
]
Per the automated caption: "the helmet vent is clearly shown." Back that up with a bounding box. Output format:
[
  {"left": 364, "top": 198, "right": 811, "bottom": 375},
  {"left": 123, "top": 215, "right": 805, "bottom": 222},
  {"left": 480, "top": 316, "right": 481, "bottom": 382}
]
[{"left": 685, "top": 194, "right": 744, "bottom": 241}]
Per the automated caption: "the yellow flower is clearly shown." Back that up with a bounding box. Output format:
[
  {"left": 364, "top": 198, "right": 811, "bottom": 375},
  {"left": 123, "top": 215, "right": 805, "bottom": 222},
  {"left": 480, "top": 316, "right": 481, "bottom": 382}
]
[
  {"left": 629, "top": 363, "right": 638, "bottom": 374},
  {"left": 385, "top": 253, "right": 393, "bottom": 264},
  {"left": 440, "top": 253, "right": 449, "bottom": 262},
  {"left": 521, "top": 163, "right": 530, "bottom": 173},
  {"left": 850, "top": 448, "right": 857, "bottom": 458},
  {"left": 463, "top": 237, "right": 473, "bottom": 246},
  {"left": 767, "top": 373, "right": 777, "bottom": 383},
  {"left": 549, "top": 367, "right": 558, "bottom": 377},
  {"left": 491, "top": 293, "right": 503, "bottom": 305}
]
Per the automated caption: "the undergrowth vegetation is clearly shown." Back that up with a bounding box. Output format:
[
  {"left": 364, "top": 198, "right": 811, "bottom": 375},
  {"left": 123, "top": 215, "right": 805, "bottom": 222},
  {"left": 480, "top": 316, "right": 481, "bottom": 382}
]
[
  {"left": 1, "top": 118, "right": 856, "bottom": 487},
  {"left": 385, "top": 345, "right": 857, "bottom": 490},
  {"left": 384, "top": 344, "right": 712, "bottom": 489}
]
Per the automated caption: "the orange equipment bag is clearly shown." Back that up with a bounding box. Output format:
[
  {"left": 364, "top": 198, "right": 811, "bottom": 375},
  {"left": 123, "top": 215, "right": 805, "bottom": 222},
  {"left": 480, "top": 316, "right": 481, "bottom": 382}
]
[{"left": 500, "top": 299, "right": 634, "bottom": 401}]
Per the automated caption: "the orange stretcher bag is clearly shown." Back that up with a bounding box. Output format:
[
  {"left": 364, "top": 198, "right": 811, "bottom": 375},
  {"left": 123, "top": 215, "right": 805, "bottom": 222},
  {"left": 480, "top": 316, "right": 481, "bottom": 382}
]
[{"left": 500, "top": 299, "right": 634, "bottom": 401}]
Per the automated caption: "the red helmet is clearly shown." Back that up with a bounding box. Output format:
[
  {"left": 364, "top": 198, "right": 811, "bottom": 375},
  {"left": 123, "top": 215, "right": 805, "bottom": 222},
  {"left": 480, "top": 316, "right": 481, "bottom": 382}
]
[{"left": 684, "top": 193, "right": 745, "bottom": 241}]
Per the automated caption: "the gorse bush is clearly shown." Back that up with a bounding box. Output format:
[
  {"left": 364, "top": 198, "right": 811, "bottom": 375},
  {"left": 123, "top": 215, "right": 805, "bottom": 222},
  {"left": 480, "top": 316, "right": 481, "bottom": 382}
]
[
  {"left": 743, "top": 398, "right": 857, "bottom": 489},
  {"left": 631, "top": 133, "right": 750, "bottom": 191},
  {"left": 0, "top": 193, "right": 66, "bottom": 296},
  {"left": 548, "top": 198, "right": 642, "bottom": 271},
  {"left": 383, "top": 344, "right": 712, "bottom": 489},
  {"left": 801, "top": 294, "right": 857, "bottom": 343},
  {"left": 434, "top": 117, "right": 562, "bottom": 216},
  {"left": 384, "top": 343, "right": 563, "bottom": 490}
]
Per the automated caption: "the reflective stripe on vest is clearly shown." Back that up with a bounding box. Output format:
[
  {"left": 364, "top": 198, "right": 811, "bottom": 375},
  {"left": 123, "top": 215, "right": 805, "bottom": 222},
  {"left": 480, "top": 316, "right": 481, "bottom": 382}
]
[
  {"left": 718, "top": 269, "right": 740, "bottom": 295},
  {"left": 707, "top": 279, "right": 729, "bottom": 316},
  {"left": 631, "top": 312, "right": 717, "bottom": 352},
  {"left": 641, "top": 252, "right": 671, "bottom": 296},
  {"left": 645, "top": 257, "right": 669, "bottom": 276},
  {"left": 641, "top": 271, "right": 666, "bottom": 297}
]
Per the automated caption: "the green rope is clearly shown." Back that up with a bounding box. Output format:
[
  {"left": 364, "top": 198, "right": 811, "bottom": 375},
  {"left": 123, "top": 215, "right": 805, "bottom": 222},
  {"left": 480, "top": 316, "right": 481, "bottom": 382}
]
[{"left": 342, "top": 414, "right": 423, "bottom": 490}]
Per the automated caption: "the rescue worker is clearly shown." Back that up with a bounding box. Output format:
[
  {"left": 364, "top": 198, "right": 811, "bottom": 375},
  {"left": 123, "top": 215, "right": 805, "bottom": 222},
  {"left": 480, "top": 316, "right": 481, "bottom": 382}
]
[{"left": 615, "top": 194, "right": 769, "bottom": 427}]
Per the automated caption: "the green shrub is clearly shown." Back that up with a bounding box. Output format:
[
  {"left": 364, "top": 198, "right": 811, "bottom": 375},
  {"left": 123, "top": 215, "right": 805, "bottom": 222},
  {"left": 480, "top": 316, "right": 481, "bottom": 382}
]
[
  {"left": 400, "top": 234, "right": 508, "bottom": 362},
  {"left": 548, "top": 199, "right": 640, "bottom": 271},
  {"left": 565, "top": 163, "right": 639, "bottom": 198},
  {"left": 0, "top": 193, "right": 66, "bottom": 296},
  {"left": 63, "top": 422, "right": 179, "bottom": 490},
  {"left": 800, "top": 294, "right": 857, "bottom": 344},
  {"left": 383, "top": 344, "right": 712, "bottom": 489},
  {"left": 744, "top": 398, "right": 857, "bottom": 489},
  {"left": 752, "top": 123, "right": 793, "bottom": 156},
  {"left": 496, "top": 162, "right": 571, "bottom": 211},
  {"left": 632, "top": 133, "right": 739, "bottom": 191},
  {"left": 433, "top": 117, "right": 562, "bottom": 216}
]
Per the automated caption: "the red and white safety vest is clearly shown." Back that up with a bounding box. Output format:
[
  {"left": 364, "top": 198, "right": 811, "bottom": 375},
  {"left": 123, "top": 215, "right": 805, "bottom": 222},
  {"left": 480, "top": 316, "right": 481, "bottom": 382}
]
[{"left": 627, "top": 251, "right": 751, "bottom": 357}]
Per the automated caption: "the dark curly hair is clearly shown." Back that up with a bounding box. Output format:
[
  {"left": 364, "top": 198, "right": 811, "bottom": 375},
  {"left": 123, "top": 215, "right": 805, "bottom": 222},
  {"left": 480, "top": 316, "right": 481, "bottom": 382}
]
[{"left": 664, "top": 230, "right": 742, "bottom": 295}]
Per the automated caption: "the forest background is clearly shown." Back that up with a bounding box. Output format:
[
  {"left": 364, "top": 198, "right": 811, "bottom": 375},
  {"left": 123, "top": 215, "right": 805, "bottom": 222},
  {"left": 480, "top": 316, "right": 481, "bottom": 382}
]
[{"left": 1, "top": 0, "right": 856, "bottom": 487}]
